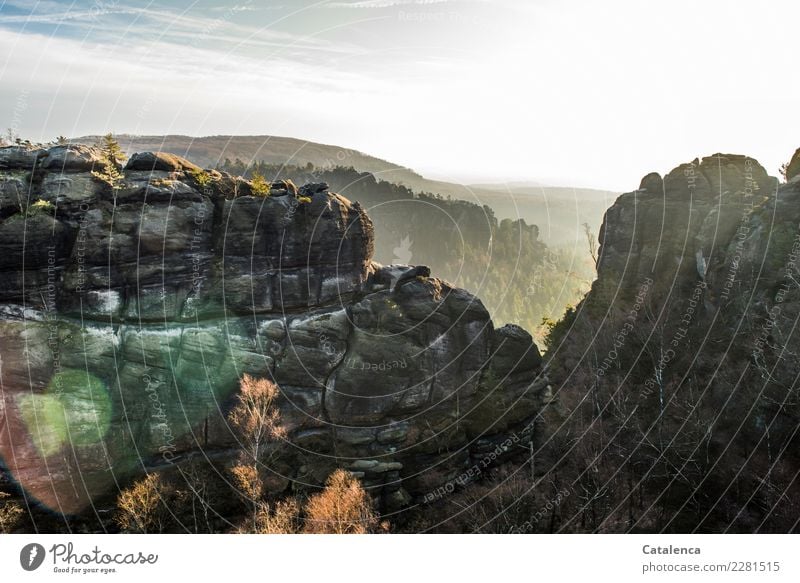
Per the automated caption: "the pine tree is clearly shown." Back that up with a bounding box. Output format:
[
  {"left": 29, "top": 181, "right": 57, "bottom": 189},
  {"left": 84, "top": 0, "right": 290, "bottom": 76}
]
[
  {"left": 92, "top": 133, "right": 126, "bottom": 191},
  {"left": 99, "top": 133, "right": 126, "bottom": 167}
]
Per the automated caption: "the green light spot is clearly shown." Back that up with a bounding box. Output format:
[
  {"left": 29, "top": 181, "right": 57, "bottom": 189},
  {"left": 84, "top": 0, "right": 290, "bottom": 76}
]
[{"left": 17, "top": 369, "right": 112, "bottom": 457}]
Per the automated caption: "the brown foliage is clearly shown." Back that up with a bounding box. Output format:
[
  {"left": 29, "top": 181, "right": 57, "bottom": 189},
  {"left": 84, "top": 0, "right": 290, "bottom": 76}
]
[
  {"left": 228, "top": 375, "right": 286, "bottom": 464},
  {"left": 254, "top": 499, "right": 301, "bottom": 534},
  {"left": 229, "top": 463, "right": 266, "bottom": 533},
  {"left": 0, "top": 492, "right": 24, "bottom": 533},
  {"left": 227, "top": 375, "right": 289, "bottom": 531},
  {"left": 115, "top": 473, "right": 166, "bottom": 533},
  {"left": 231, "top": 468, "right": 377, "bottom": 534},
  {"left": 230, "top": 464, "right": 263, "bottom": 503},
  {"left": 303, "top": 469, "right": 378, "bottom": 534}
]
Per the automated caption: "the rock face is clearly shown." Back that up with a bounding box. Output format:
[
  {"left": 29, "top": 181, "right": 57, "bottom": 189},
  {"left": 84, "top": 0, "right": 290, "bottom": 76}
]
[
  {"left": 547, "top": 152, "right": 800, "bottom": 531},
  {"left": 787, "top": 147, "right": 800, "bottom": 183},
  {"left": 597, "top": 154, "right": 780, "bottom": 296},
  {"left": 0, "top": 144, "right": 547, "bottom": 515}
]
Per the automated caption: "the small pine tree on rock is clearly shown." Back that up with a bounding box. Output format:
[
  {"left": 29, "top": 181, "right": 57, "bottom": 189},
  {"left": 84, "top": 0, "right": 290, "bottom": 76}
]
[{"left": 92, "top": 133, "right": 127, "bottom": 191}]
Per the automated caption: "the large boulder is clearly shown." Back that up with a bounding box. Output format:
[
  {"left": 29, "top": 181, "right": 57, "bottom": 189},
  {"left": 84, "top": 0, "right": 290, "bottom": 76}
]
[
  {"left": 0, "top": 146, "right": 43, "bottom": 170},
  {"left": 125, "top": 151, "right": 202, "bottom": 173},
  {"left": 40, "top": 144, "right": 108, "bottom": 172},
  {"left": 0, "top": 144, "right": 546, "bottom": 515}
]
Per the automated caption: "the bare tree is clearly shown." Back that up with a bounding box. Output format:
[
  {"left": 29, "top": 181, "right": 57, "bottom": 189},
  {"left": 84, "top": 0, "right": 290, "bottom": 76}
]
[
  {"left": 3, "top": 128, "right": 19, "bottom": 147},
  {"left": 228, "top": 374, "right": 286, "bottom": 464},
  {"left": 303, "top": 469, "right": 378, "bottom": 534},
  {"left": 583, "top": 222, "right": 598, "bottom": 265},
  {"left": 254, "top": 499, "right": 301, "bottom": 534},
  {"left": 115, "top": 473, "right": 167, "bottom": 533},
  {"left": 176, "top": 461, "right": 216, "bottom": 533},
  {"left": 229, "top": 463, "right": 267, "bottom": 531},
  {"left": 0, "top": 492, "right": 24, "bottom": 533},
  {"left": 227, "top": 375, "right": 287, "bottom": 531}
]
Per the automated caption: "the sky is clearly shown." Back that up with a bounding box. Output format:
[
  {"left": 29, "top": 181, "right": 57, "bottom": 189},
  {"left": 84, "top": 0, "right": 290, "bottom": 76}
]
[{"left": 0, "top": 0, "right": 798, "bottom": 190}]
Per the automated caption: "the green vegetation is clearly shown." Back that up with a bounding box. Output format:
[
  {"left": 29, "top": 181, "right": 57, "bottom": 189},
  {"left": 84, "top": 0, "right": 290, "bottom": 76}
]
[
  {"left": 6, "top": 199, "right": 55, "bottom": 222},
  {"left": 190, "top": 168, "right": 213, "bottom": 188},
  {"left": 250, "top": 171, "right": 271, "bottom": 197},
  {"left": 91, "top": 133, "right": 126, "bottom": 190},
  {"left": 27, "top": 199, "right": 54, "bottom": 217},
  {"left": 98, "top": 133, "right": 126, "bottom": 166},
  {"left": 540, "top": 304, "right": 577, "bottom": 352}
]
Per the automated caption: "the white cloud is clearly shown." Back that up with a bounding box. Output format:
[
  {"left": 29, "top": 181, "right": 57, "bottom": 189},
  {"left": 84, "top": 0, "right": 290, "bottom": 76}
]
[
  {"left": 327, "top": 0, "right": 458, "bottom": 8},
  {"left": 0, "top": 3, "right": 354, "bottom": 56},
  {"left": 0, "top": 9, "right": 133, "bottom": 24},
  {"left": 1, "top": 0, "right": 799, "bottom": 189}
]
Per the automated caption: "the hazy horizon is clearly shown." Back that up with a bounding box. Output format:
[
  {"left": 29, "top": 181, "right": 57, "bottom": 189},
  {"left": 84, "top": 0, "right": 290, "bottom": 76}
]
[{"left": 2, "top": 0, "right": 799, "bottom": 190}]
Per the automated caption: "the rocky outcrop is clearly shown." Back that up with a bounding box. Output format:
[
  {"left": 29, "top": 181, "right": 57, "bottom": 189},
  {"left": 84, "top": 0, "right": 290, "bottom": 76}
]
[
  {"left": 787, "top": 147, "right": 800, "bottom": 183},
  {"left": 546, "top": 151, "right": 800, "bottom": 532},
  {"left": 0, "top": 144, "right": 547, "bottom": 515},
  {"left": 596, "top": 154, "right": 780, "bottom": 297}
]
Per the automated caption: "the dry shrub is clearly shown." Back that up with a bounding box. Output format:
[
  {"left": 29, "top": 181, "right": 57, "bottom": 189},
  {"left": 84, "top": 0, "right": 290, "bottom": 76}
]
[
  {"left": 254, "top": 499, "right": 301, "bottom": 534},
  {"left": 230, "top": 464, "right": 263, "bottom": 502},
  {"left": 173, "top": 459, "right": 228, "bottom": 534},
  {"left": 228, "top": 374, "right": 286, "bottom": 464},
  {"left": 230, "top": 463, "right": 267, "bottom": 532},
  {"left": 303, "top": 469, "right": 378, "bottom": 534},
  {"left": 0, "top": 492, "right": 24, "bottom": 533},
  {"left": 226, "top": 377, "right": 377, "bottom": 534},
  {"left": 448, "top": 468, "right": 559, "bottom": 533},
  {"left": 227, "top": 375, "right": 291, "bottom": 531},
  {"left": 115, "top": 473, "right": 166, "bottom": 533},
  {"left": 401, "top": 463, "right": 571, "bottom": 534},
  {"left": 232, "top": 468, "right": 377, "bottom": 534}
]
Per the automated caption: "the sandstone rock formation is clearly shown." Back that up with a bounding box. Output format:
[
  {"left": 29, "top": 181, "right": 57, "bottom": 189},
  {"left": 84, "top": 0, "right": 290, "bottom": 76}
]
[
  {"left": 596, "top": 154, "right": 781, "bottom": 297},
  {"left": 786, "top": 147, "right": 800, "bottom": 183},
  {"left": 0, "top": 144, "right": 547, "bottom": 515},
  {"left": 546, "top": 152, "right": 800, "bottom": 531}
]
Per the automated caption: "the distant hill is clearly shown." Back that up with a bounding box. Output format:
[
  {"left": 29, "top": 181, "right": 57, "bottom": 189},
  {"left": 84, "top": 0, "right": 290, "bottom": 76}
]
[
  {"left": 469, "top": 180, "right": 544, "bottom": 189},
  {"left": 75, "top": 134, "right": 425, "bottom": 187},
  {"left": 76, "top": 134, "right": 618, "bottom": 245},
  {"left": 400, "top": 179, "right": 617, "bottom": 245},
  {"left": 468, "top": 185, "right": 618, "bottom": 246}
]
